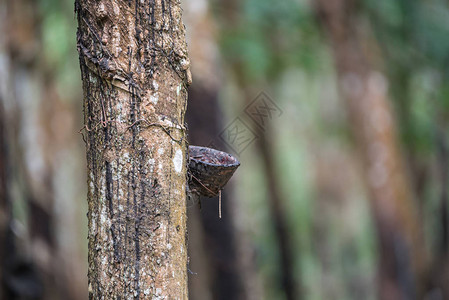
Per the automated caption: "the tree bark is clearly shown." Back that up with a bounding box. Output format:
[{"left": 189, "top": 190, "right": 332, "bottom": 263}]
[{"left": 75, "top": 0, "right": 191, "bottom": 298}]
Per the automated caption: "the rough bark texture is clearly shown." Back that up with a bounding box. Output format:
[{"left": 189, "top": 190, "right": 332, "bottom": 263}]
[{"left": 75, "top": 0, "right": 191, "bottom": 298}]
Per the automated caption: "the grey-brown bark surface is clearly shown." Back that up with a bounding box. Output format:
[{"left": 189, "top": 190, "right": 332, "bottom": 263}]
[{"left": 75, "top": 0, "right": 191, "bottom": 298}]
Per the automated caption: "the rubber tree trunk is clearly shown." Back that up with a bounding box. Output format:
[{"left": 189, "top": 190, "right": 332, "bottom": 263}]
[{"left": 75, "top": 0, "right": 191, "bottom": 298}]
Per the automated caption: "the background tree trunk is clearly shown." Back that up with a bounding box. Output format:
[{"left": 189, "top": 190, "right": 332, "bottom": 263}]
[
  {"left": 314, "top": 0, "right": 427, "bottom": 298},
  {"left": 216, "top": 1, "right": 299, "bottom": 297},
  {"left": 76, "top": 0, "right": 191, "bottom": 298},
  {"left": 0, "top": 1, "right": 80, "bottom": 299},
  {"left": 181, "top": 1, "right": 262, "bottom": 299},
  {"left": 0, "top": 89, "right": 11, "bottom": 300}
]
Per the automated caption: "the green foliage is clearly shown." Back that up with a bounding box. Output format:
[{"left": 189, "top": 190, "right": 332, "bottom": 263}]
[{"left": 218, "top": 0, "right": 322, "bottom": 82}]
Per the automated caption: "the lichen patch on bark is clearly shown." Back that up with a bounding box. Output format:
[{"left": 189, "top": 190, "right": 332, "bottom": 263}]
[{"left": 173, "top": 148, "right": 183, "bottom": 174}]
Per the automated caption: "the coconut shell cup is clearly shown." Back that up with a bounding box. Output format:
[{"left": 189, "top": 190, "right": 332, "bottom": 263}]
[{"left": 188, "top": 145, "right": 240, "bottom": 198}]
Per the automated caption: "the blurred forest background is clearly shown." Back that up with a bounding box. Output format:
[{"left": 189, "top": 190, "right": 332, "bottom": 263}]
[{"left": 0, "top": 0, "right": 448, "bottom": 299}]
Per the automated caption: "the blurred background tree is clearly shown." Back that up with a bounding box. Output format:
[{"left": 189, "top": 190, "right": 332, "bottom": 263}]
[
  {"left": 0, "top": 0, "right": 448, "bottom": 299},
  {"left": 0, "top": 0, "right": 86, "bottom": 299}
]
